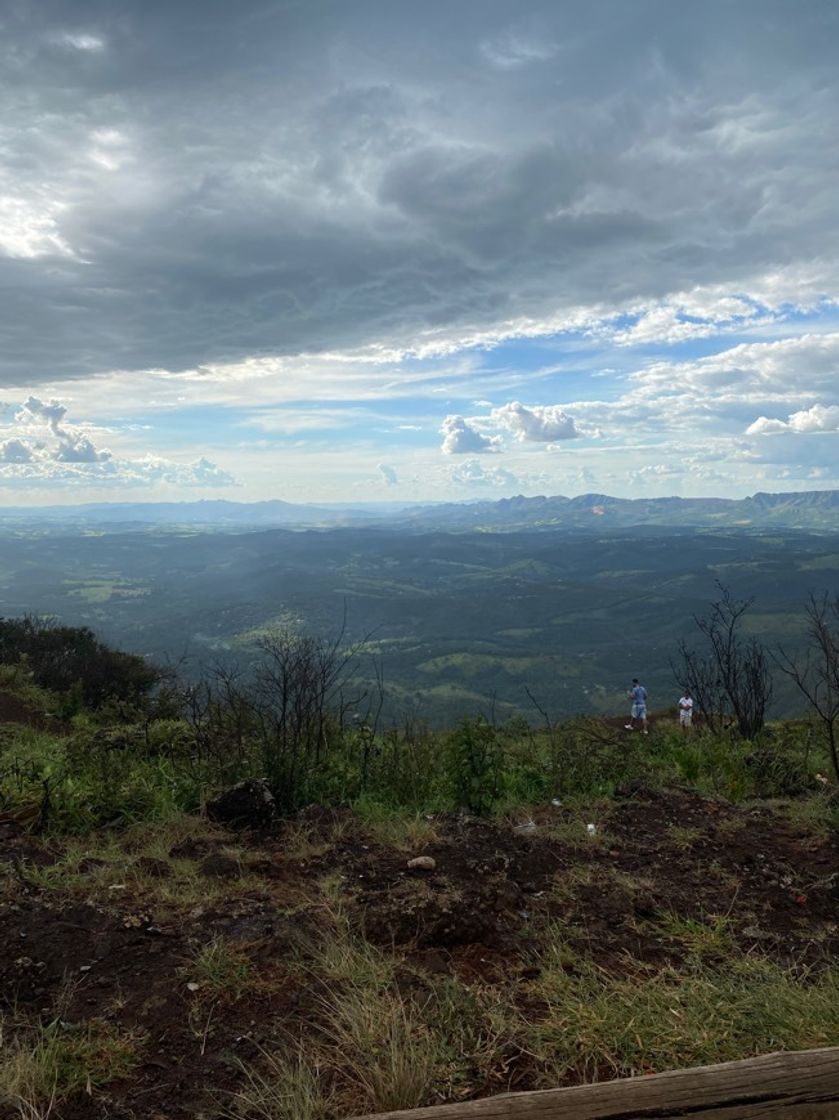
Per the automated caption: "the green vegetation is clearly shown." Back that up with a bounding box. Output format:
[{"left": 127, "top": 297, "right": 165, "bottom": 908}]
[
  {"left": 0, "top": 1008, "right": 139, "bottom": 1118},
  {"left": 1, "top": 616, "right": 837, "bottom": 833},
  {"left": 187, "top": 938, "right": 254, "bottom": 998},
  {"left": 0, "top": 615, "right": 160, "bottom": 711},
  {"left": 523, "top": 950, "right": 839, "bottom": 1082},
  {"left": 446, "top": 717, "right": 505, "bottom": 815},
  {"left": 225, "top": 1052, "right": 333, "bottom": 1120},
  {"left": 0, "top": 615, "right": 837, "bottom": 1117},
  {"left": 1, "top": 524, "right": 838, "bottom": 728}
]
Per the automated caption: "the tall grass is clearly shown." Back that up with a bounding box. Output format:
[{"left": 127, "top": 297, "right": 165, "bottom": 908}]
[
  {"left": 0, "top": 1016, "right": 139, "bottom": 1118},
  {"left": 319, "top": 987, "right": 439, "bottom": 1113},
  {"left": 523, "top": 935, "right": 839, "bottom": 1082},
  {"left": 223, "top": 1051, "right": 332, "bottom": 1120}
]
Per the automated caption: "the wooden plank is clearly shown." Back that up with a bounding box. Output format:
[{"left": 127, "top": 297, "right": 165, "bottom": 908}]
[
  {"left": 352, "top": 1047, "right": 839, "bottom": 1120},
  {"left": 677, "top": 1106, "right": 836, "bottom": 1119}
]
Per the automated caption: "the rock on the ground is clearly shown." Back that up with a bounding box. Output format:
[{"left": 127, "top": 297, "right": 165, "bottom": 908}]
[
  {"left": 206, "top": 778, "right": 277, "bottom": 830},
  {"left": 407, "top": 855, "right": 436, "bottom": 871}
]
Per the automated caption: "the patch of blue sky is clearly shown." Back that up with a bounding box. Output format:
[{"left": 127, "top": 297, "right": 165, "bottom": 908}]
[
  {"left": 220, "top": 401, "right": 438, "bottom": 446},
  {"left": 444, "top": 336, "right": 631, "bottom": 401},
  {"left": 774, "top": 299, "right": 839, "bottom": 326},
  {"left": 620, "top": 333, "right": 753, "bottom": 362},
  {"left": 93, "top": 290, "right": 839, "bottom": 461},
  {"left": 112, "top": 404, "right": 233, "bottom": 436}
]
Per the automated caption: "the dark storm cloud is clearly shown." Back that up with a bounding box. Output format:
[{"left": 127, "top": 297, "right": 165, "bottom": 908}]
[{"left": 2, "top": 0, "right": 839, "bottom": 385}]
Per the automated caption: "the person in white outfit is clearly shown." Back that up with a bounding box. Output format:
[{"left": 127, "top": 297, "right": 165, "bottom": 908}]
[{"left": 678, "top": 691, "right": 693, "bottom": 732}]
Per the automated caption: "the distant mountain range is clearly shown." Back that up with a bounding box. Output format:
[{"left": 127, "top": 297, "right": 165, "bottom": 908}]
[
  {"left": 1, "top": 489, "right": 838, "bottom": 532},
  {"left": 398, "top": 489, "right": 839, "bottom": 531}
]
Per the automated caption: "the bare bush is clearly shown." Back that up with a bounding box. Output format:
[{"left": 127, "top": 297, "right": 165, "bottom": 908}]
[
  {"left": 250, "top": 627, "right": 359, "bottom": 809},
  {"left": 673, "top": 583, "right": 773, "bottom": 740},
  {"left": 775, "top": 593, "right": 839, "bottom": 782},
  {"left": 178, "top": 623, "right": 364, "bottom": 812}
]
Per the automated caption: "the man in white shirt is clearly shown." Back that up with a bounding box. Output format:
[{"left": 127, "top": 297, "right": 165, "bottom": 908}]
[{"left": 678, "top": 691, "right": 694, "bottom": 732}]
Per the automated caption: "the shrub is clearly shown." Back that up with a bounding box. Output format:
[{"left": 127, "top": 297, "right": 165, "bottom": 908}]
[
  {"left": 445, "top": 717, "right": 503, "bottom": 815},
  {"left": 0, "top": 616, "right": 160, "bottom": 710}
]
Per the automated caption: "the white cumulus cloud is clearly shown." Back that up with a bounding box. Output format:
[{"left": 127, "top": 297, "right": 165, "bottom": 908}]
[
  {"left": 448, "top": 459, "right": 520, "bottom": 488},
  {"left": 745, "top": 416, "right": 790, "bottom": 435},
  {"left": 746, "top": 402, "right": 839, "bottom": 435},
  {"left": 490, "top": 401, "right": 579, "bottom": 443},
  {"left": 788, "top": 403, "right": 839, "bottom": 432},
  {"left": 440, "top": 415, "right": 502, "bottom": 454},
  {"left": 16, "top": 396, "right": 112, "bottom": 462},
  {"left": 0, "top": 398, "right": 234, "bottom": 490},
  {"left": 0, "top": 437, "right": 35, "bottom": 463}
]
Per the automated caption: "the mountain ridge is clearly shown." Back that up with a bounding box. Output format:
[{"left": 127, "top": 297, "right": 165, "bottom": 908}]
[{"left": 0, "top": 489, "right": 837, "bottom": 531}]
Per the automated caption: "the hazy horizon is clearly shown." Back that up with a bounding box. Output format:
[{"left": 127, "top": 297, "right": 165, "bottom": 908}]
[{"left": 1, "top": 485, "right": 837, "bottom": 510}]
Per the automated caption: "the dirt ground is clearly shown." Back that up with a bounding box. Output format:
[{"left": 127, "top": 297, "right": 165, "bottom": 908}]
[{"left": 1, "top": 785, "right": 836, "bottom": 1119}]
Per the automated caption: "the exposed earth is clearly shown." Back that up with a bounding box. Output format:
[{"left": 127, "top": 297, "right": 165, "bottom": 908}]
[{"left": 1, "top": 785, "right": 837, "bottom": 1119}]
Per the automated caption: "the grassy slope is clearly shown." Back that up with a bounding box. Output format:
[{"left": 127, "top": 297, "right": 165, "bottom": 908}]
[{"left": 0, "top": 680, "right": 838, "bottom": 1119}]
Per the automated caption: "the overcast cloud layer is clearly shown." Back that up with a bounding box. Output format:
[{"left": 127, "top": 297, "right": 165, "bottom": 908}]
[{"left": 2, "top": 0, "right": 839, "bottom": 501}]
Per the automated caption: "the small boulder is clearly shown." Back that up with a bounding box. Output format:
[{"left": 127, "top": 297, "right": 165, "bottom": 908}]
[
  {"left": 407, "top": 855, "right": 436, "bottom": 872},
  {"left": 206, "top": 778, "right": 277, "bottom": 831}
]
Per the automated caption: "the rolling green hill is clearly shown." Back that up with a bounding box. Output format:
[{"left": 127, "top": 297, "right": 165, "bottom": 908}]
[{"left": 0, "top": 523, "right": 835, "bottom": 724}]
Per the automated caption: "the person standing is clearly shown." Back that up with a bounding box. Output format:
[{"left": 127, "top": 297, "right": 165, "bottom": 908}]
[
  {"left": 625, "top": 678, "right": 649, "bottom": 734},
  {"left": 678, "top": 690, "right": 694, "bottom": 732}
]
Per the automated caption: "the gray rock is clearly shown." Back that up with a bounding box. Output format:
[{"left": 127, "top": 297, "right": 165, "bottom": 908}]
[{"left": 206, "top": 778, "right": 277, "bottom": 830}]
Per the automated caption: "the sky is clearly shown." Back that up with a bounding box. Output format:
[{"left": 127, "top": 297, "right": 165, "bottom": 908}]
[{"left": 2, "top": 0, "right": 839, "bottom": 506}]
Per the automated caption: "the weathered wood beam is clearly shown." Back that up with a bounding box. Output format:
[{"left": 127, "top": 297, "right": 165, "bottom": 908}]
[{"left": 352, "top": 1047, "right": 839, "bottom": 1120}]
